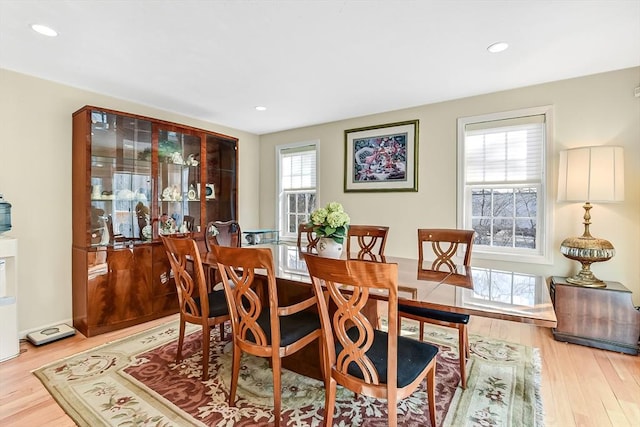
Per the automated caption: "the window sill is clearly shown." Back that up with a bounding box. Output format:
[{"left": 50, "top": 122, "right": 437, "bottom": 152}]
[{"left": 472, "top": 250, "right": 553, "bottom": 266}]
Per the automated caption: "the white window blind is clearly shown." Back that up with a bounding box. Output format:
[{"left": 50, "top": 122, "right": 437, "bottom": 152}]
[
  {"left": 281, "top": 145, "right": 316, "bottom": 190},
  {"left": 278, "top": 143, "right": 318, "bottom": 241},
  {"left": 465, "top": 115, "right": 544, "bottom": 185}
]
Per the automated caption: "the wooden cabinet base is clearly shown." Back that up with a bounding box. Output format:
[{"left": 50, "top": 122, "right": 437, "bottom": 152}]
[
  {"left": 75, "top": 311, "right": 178, "bottom": 338},
  {"left": 73, "top": 244, "right": 179, "bottom": 337},
  {"left": 550, "top": 276, "right": 640, "bottom": 356},
  {"left": 552, "top": 330, "right": 638, "bottom": 355}
]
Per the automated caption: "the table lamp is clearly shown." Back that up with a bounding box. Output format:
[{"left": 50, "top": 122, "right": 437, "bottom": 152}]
[{"left": 557, "top": 146, "right": 624, "bottom": 287}]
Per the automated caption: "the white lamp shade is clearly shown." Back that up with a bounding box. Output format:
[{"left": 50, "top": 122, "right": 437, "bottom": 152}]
[{"left": 558, "top": 146, "right": 624, "bottom": 202}]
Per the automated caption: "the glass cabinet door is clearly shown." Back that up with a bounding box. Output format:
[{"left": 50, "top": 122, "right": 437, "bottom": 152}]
[
  {"left": 156, "top": 129, "right": 202, "bottom": 237},
  {"left": 90, "top": 110, "right": 152, "bottom": 246},
  {"left": 86, "top": 109, "right": 237, "bottom": 245},
  {"left": 205, "top": 134, "right": 238, "bottom": 223}
]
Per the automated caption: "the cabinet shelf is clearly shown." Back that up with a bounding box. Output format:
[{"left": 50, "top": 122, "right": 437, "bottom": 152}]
[{"left": 91, "top": 197, "right": 148, "bottom": 202}]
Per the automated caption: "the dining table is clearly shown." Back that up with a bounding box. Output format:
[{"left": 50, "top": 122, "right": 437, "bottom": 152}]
[{"left": 201, "top": 243, "right": 557, "bottom": 379}]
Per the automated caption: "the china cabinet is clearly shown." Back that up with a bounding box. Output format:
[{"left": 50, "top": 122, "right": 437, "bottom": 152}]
[{"left": 72, "top": 106, "right": 238, "bottom": 336}]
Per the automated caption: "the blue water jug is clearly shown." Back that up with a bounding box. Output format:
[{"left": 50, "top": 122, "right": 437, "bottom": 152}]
[{"left": 0, "top": 194, "right": 12, "bottom": 234}]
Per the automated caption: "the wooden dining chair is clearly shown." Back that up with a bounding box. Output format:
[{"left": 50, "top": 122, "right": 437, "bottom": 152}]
[
  {"left": 296, "top": 222, "right": 320, "bottom": 252},
  {"left": 183, "top": 215, "right": 195, "bottom": 232},
  {"left": 204, "top": 220, "right": 242, "bottom": 289},
  {"left": 398, "top": 228, "right": 475, "bottom": 389},
  {"left": 161, "top": 236, "right": 230, "bottom": 380},
  {"left": 105, "top": 214, "right": 126, "bottom": 244},
  {"left": 212, "top": 245, "right": 323, "bottom": 427},
  {"left": 304, "top": 253, "right": 439, "bottom": 427},
  {"left": 205, "top": 220, "right": 242, "bottom": 250},
  {"left": 346, "top": 225, "right": 389, "bottom": 259}
]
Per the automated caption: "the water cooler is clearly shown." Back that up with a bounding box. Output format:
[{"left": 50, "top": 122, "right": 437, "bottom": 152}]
[{"left": 0, "top": 236, "right": 19, "bottom": 361}]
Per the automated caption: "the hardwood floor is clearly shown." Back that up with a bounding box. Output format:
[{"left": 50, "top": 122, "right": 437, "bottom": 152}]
[{"left": 0, "top": 314, "right": 638, "bottom": 426}]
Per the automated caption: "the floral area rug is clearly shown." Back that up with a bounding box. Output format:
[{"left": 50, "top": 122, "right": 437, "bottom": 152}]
[{"left": 33, "top": 320, "right": 542, "bottom": 426}]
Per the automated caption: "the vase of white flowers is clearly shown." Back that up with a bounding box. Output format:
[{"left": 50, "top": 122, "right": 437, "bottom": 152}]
[{"left": 308, "top": 202, "right": 350, "bottom": 258}]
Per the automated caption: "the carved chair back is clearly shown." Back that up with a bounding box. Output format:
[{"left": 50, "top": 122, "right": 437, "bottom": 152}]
[
  {"left": 205, "top": 220, "right": 241, "bottom": 251},
  {"left": 418, "top": 228, "right": 475, "bottom": 270},
  {"left": 346, "top": 225, "right": 389, "bottom": 258},
  {"left": 296, "top": 222, "right": 320, "bottom": 252}
]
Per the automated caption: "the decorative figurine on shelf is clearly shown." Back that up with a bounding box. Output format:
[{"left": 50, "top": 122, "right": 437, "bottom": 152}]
[
  {"left": 161, "top": 185, "right": 182, "bottom": 201},
  {"left": 170, "top": 152, "right": 184, "bottom": 165},
  {"left": 116, "top": 189, "right": 135, "bottom": 200},
  {"left": 188, "top": 184, "right": 197, "bottom": 200},
  {"left": 185, "top": 153, "right": 199, "bottom": 166},
  {"left": 91, "top": 184, "right": 102, "bottom": 200},
  {"left": 135, "top": 188, "right": 148, "bottom": 202},
  {"left": 162, "top": 186, "right": 172, "bottom": 201},
  {"left": 135, "top": 202, "right": 151, "bottom": 240},
  {"left": 90, "top": 206, "right": 110, "bottom": 245},
  {"left": 141, "top": 225, "right": 152, "bottom": 240},
  {"left": 159, "top": 213, "right": 176, "bottom": 235}
]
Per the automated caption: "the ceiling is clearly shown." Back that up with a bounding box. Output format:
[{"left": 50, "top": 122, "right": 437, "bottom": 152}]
[{"left": 1, "top": 1, "right": 639, "bottom": 135}]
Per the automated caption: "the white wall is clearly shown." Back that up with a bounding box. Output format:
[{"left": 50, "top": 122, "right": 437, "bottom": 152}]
[
  {"left": 259, "top": 67, "right": 640, "bottom": 304},
  {"left": 0, "top": 69, "right": 261, "bottom": 335}
]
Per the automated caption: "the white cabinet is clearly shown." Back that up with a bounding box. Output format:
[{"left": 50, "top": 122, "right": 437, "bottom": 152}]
[{"left": 0, "top": 236, "right": 18, "bottom": 361}]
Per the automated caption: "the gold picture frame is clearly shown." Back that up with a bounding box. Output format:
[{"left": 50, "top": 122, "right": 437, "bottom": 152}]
[{"left": 344, "top": 120, "right": 419, "bottom": 192}]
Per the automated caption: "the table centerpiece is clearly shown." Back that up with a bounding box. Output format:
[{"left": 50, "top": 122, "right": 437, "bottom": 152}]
[{"left": 308, "top": 202, "right": 350, "bottom": 258}]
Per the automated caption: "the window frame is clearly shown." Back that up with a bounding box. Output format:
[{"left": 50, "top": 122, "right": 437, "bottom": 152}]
[
  {"left": 275, "top": 140, "right": 319, "bottom": 242},
  {"left": 456, "top": 106, "right": 554, "bottom": 265}
]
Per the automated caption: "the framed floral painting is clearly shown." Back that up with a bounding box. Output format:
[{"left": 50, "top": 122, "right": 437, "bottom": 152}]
[{"left": 344, "top": 120, "right": 419, "bottom": 192}]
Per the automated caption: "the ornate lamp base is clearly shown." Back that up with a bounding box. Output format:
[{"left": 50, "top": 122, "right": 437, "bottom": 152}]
[
  {"left": 560, "top": 236, "right": 614, "bottom": 288},
  {"left": 564, "top": 266, "right": 606, "bottom": 287},
  {"left": 560, "top": 202, "right": 615, "bottom": 288}
]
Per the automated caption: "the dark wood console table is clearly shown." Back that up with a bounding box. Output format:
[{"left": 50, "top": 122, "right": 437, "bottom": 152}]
[{"left": 550, "top": 276, "right": 640, "bottom": 355}]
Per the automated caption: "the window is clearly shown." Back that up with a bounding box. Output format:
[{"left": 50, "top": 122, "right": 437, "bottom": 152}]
[
  {"left": 277, "top": 142, "right": 318, "bottom": 242},
  {"left": 457, "top": 106, "right": 553, "bottom": 264}
]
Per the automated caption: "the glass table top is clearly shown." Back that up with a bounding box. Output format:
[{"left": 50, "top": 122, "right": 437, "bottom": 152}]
[{"left": 202, "top": 243, "right": 557, "bottom": 327}]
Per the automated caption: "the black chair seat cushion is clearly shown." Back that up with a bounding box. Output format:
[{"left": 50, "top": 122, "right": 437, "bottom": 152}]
[
  {"left": 398, "top": 304, "right": 470, "bottom": 324},
  {"left": 336, "top": 328, "right": 438, "bottom": 388},
  {"left": 192, "top": 289, "right": 229, "bottom": 317},
  {"left": 247, "top": 309, "right": 321, "bottom": 347}
]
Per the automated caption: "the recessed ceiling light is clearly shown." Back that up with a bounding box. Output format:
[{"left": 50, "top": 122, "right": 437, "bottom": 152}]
[
  {"left": 31, "top": 24, "right": 58, "bottom": 37},
  {"left": 487, "top": 42, "right": 509, "bottom": 53},
  {"left": 255, "top": 106, "right": 267, "bottom": 111}
]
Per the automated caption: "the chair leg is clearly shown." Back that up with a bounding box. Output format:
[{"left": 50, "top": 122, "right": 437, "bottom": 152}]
[
  {"left": 229, "top": 342, "right": 241, "bottom": 406},
  {"left": 218, "top": 322, "right": 225, "bottom": 341},
  {"left": 272, "top": 356, "right": 282, "bottom": 427},
  {"left": 318, "top": 339, "right": 328, "bottom": 386},
  {"left": 201, "top": 325, "right": 210, "bottom": 380},
  {"left": 388, "top": 388, "right": 398, "bottom": 427},
  {"left": 458, "top": 325, "right": 467, "bottom": 389},
  {"left": 464, "top": 326, "right": 470, "bottom": 358},
  {"left": 324, "top": 378, "right": 337, "bottom": 427},
  {"left": 176, "top": 317, "right": 186, "bottom": 362},
  {"left": 427, "top": 364, "right": 437, "bottom": 427},
  {"left": 419, "top": 321, "right": 425, "bottom": 342}
]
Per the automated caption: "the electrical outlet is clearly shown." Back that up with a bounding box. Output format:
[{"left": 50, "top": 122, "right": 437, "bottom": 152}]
[{"left": 635, "top": 86, "right": 640, "bottom": 98}]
